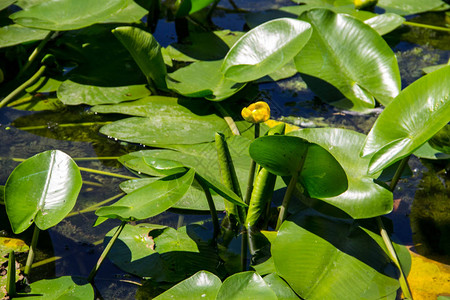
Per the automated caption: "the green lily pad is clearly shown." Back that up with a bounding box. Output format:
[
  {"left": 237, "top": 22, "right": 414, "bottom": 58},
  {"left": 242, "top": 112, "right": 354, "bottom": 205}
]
[
  {"left": 11, "top": 0, "right": 128, "bottom": 31},
  {"left": 23, "top": 276, "right": 94, "bottom": 300},
  {"left": 0, "top": 24, "right": 49, "bottom": 48},
  {"left": 5, "top": 150, "right": 82, "bottom": 233},
  {"left": 362, "top": 65, "right": 450, "bottom": 174},
  {"left": 249, "top": 135, "right": 348, "bottom": 199},
  {"left": 272, "top": 211, "right": 400, "bottom": 299},
  {"left": 216, "top": 271, "right": 277, "bottom": 300},
  {"left": 166, "top": 60, "right": 246, "bottom": 101},
  {"left": 95, "top": 169, "right": 195, "bottom": 221},
  {"left": 222, "top": 18, "right": 312, "bottom": 83},
  {"left": 154, "top": 271, "right": 222, "bottom": 300},
  {"left": 106, "top": 223, "right": 221, "bottom": 281},
  {"left": 57, "top": 80, "right": 151, "bottom": 106},
  {"left": 119, "top": 178, "right": 226, "bottom": 211},
  {"left": 295, "top": 9, "right": 400, "bottom": 111},
  {"left": 289, "top": 128, "right": 393, "bottom": 218}
]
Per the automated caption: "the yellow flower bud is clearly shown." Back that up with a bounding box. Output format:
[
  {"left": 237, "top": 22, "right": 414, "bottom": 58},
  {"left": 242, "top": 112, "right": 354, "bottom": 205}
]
[
  {"left": 354, "top": 0, "right": 377, "bottom": 10},
  {"left": 241, "top": 101, "right": 270, "bottom": 123}
]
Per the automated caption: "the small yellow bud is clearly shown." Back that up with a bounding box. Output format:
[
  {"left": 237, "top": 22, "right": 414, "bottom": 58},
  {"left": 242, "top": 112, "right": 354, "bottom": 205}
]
[
  {"left": 241, "top": 101, "right": 270, "bottom": 123},
  {"left": 354, "top": 0, "right": 377, "bottom": 10}
]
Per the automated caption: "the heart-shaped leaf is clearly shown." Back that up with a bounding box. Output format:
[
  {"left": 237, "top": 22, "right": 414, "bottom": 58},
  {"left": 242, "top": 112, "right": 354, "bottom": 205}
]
[
  {"left": 58, "top": 80, "right": 150, "bottom": 105},
  {"left": 216, "top": 271, "right": 277, "bottom": 300},
  {"left": 249, "top": 135, "right": 347, "bottom": 199},
  {"left": 24, "top": 276, "right": 94, "bottom": 300},
  {"left": 362, "top": 65, "right": 450, "bottom": 174},
  {"left": 95, "top": 169, "right": 195, "bottom": 221},
  {"left": 166, "top": 60, "right": 246, "bottom": 101},
  {"left": 154, "top": 271, "right": 221, "bottom": 300},
  {"left": 0, "top": 24, "right": 49, "bottom": 48},
  {"left": 289, "top": 128, "right": 393, "bottom": 218},
  {"left": 176, "top": 0, "right": 215, "bottom": 17},
  {"left": 5, "top": 150, "right": 82, "bottom": 233},
  {"left": 222, "top": 18, "right": 312, "bottom": 82},
  {"left": 272, "top": 211, "right": 401, "bottom": 299},
  {"left": 363, "top": 13, "right": 405, "bottom": 36},
  {"left": 295, "top": 9, "right": 400, "bottom": 111},
  {"left": 10, "top": 0, "right": 128, "bottom": 31}
]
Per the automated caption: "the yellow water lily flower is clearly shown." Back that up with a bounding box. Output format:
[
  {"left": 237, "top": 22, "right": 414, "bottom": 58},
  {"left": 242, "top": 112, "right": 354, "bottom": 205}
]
[{"left": 241, "top": 101, "right": 271, "bottom": 123}]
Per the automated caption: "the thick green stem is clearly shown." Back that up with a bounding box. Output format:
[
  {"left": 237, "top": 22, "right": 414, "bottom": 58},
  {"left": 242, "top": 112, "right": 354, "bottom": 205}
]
[
  {"left": 276, "top": 148, "right": 307, "bottom": 231},
  {"left": 18, "top": 31, "right": 55, "bottom": 77},
  {"left": 24, "top": 225, "right": 40, "bottom": 276},
  {"left": 66, "top": 193, "right": 125, "bottom": 218},
  {"left": 378, "top": 155, "right": 413, "bottom": 299},
  {"left": 377, "top": 217, "right": 413, "bottom": 299},
  {"left": 403, "top": 21, "right": 450, "bottom": 33},
  {"left": 0, "top": 65, "right": 46, "bottom": 109},
  {"left": 88, "top": 221, "right": 126, "bottom": 283},
  {"left": 206, "top": 0, "right": 221, "bottom": 20},
  {"left": 7, "top": 251, "right": 16, "bottom": 297},
  {"left": 244, "top": 123, "right": 260, "bottom": 205},
  {"left": 197, "top": 176, "right": 220, "bottom": 241}
]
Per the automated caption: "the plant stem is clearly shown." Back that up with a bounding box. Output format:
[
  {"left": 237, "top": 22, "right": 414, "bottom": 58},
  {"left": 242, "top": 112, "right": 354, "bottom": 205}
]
[
  {"left": 18, "top": 31, "right": 55, "bottom": 78},
  {"left": 378, "top": 155, "right": 413, "bottom": 299},
  {"left": 79, "top": 167, "right": 137, "bottom": 180},
  {"left": 403, "top": 21, "right": 450, "bottom": 33},
  {"left": 276, "top": 148, "right": 307, "bottom": 231},
  {"left": 0, "top": 65, "right": 47, "bottom": 109},
  {"left": 24, "top": 225, "right": 40, "bottom": 276},
  {"left": 389, "top": 156, "right": 410, "bottom": 191},
  {"left": 88, "top": 221, "right": 126, "bottom": 283},
  {"left": 214, "top": 103, "right": 240, "bottom": 136},
  {"left": 66, "top": 193, "right": 125, "bottom": 217},
  {"left": 15, "top": 121, "right": 112, "bottom": 131},
  {"left": 377, "top": 217, "right": 413, "bottom": 299},
  {"left": 197, "top": 176, "right": 220, "bottom": 241},
  {"left": 206, "top": 0, "right": 221, "bottom": 20},
  {"left": 244, "top": 123, "right": 260, "bottom": 205},
  {"left": 7, "top": 251, "right": 16, "bottom": 297}
]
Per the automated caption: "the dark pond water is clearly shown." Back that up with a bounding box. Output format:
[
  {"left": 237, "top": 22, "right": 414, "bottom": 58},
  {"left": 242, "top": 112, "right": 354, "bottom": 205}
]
[{"left": 1, "top": 1, "right": 449, "bottom": 299}]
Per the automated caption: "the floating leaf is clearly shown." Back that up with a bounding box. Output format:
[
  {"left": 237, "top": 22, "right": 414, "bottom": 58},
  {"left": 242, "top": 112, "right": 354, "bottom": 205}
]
[
  {"left": 11, "top": 0, "right": 128, "bottom": 31},
  {"left": 295, "top": 9, "right": 400, "bottom": 111},
  {"left": 216, "top": 271, "right": 277, "bottom": 300},
  {"left": 58, "top": 80, "right": 150, "bottom": 106},
  {"left": 5, "top": 150, "right": 82, "bottom": 233},
  {"left": 154, "top": 271, "right": 221, "bottom": 300},
  {"left": 377, "top": 0, "right": 447, "bottom": 15},
  {"left": 166, "top": 30, "right": 244, "bottom": 62},
  {"left": 113, "top": 26, "right": 167, "bottom": 89},
  {"left": 95, "top": 169, "right": 194, "bottom": 221},
  {"left": 167, "top": 60, "right": 246, "bottom": 101},
  {"left": 272, "top": 211, "right": 400, "bottom": 299},
  {"left": 119, "top": 178, "right": 226, "bottom": 211},
  {"left": 23, "top": 276, "right": 94, "bottom": 299},
  {"left": 362, "top": 65, "right": 450, "bottom": 174},
  {"left": 100, "top": 0, "right": 147, "bottom": 23},
  {"left": 263, "top": 273, "right": 300, "bottom": 300},
  {"left": 363, "top": 13, "right": 405, "bottom": 36},
  {"left": 249, "top": 135, "right": 347, "bottom": 199},
  {"left": 0, "top": 24, "right": 49, "bottom": 48},
  {"left": 289, "top": 128, "right": 393, "bottom": 218},
  {"left": 222, "top": 18, "right": 312, "bottom": 82}
]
